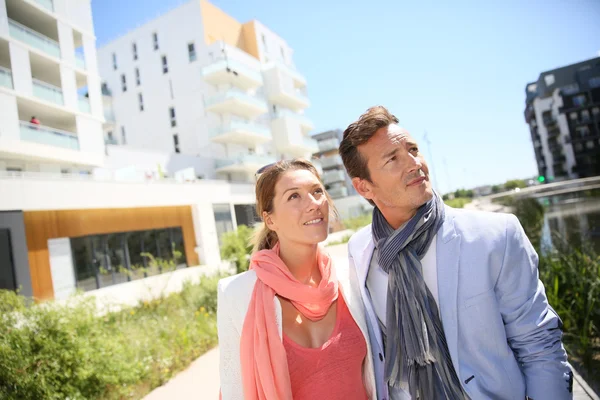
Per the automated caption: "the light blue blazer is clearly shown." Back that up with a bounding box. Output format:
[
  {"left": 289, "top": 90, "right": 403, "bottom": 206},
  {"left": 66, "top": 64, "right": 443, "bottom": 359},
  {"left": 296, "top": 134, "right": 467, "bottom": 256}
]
[{"left": 347, "top": 206, "right": 572, "bottom": 400}]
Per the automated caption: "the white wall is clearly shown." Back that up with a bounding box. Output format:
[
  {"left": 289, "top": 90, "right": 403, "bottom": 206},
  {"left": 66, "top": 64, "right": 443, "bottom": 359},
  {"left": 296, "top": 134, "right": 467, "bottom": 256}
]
[
  {"left": 192, "top": 202, "right": 222, "bottom": 265},
  {"left": 54, "top": 0, "right": 94, "bottom": 36},
  {"left": 9, "top": 42, "right": 32, "bottom": 96},
  {"left": 60, "top": 64, "right": 78, "bottom": 109},
  {"left": 82, "top": 33, "right": 98, "bottom": 76},
  {"left": 57, "top": 21, "right": 75, "bottom": 66},
  {"left": 86, "top": 73, "right": 103, "bottom": 119},
  {"left": 252, "top": 21, "right": 294, "bottom": 66},
  {"left": 75, "top": 114, "right": 104, "bottom": 155},
  {"left": 0, "top": 92, "right": 19, "bottom": 140},
  {"left": 0, "top": 0, "right": 8, "bottom": 37}
]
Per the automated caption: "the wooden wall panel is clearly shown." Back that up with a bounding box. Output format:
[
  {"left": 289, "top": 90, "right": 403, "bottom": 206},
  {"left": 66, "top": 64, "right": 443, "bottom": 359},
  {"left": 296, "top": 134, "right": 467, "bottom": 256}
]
[{"left": 24, "top": 206, "right": 199, "bottom": 301}]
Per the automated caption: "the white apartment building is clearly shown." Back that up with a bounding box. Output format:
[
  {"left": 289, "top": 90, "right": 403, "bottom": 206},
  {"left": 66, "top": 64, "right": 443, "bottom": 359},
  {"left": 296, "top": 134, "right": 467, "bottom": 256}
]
[
  {"left": 0, "top": 0, "right": 105, "bottom": 173},
  {"left": 97, "top": 0, "right": 317, "bottom": 183},
  {"left": 0, "top": 0, "right": 258, "bottom": 303}
]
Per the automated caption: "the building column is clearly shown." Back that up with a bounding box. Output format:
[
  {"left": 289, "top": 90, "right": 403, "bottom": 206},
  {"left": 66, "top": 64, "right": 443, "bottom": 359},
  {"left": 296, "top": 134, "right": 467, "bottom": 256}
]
[{"left": 192, "top": 203, "right": 222, "bottom": 267}]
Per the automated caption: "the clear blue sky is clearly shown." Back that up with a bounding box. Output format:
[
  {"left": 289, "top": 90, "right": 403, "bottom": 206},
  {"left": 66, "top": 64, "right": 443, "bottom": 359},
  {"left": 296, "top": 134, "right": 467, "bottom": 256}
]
[{"left": 92, "top": 0, "right": 600, "bottom": 194}]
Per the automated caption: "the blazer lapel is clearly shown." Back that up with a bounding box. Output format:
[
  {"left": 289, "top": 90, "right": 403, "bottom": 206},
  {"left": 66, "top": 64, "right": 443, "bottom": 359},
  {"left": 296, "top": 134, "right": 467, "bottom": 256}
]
[{"left": 436, "top": 206, "right": 461, "bottom": 377}]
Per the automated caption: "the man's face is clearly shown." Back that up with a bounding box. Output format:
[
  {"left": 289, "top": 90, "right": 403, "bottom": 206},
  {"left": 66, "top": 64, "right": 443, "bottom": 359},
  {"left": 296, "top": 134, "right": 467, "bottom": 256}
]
[{"left": 353, "top": 124, "right": 433, "bottom": 218}]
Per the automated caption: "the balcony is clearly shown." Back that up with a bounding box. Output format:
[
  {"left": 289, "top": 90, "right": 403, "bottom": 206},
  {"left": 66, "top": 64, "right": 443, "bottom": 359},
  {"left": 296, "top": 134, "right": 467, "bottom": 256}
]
[
  {"left": 104, "top": 136, "right": 118, "bottom": 145},
  {"left": 274, "top": 109, "right": 314, "bottom": 133},
  {"left": 0, "top": 66, "right": 14, "bottom": 89},
  {"left": 264, "top": 61, "right": 307, "bottom": 88},
  {"left": 32, "top": 0, "right": 54, "bottom": 12},
  {"left": 8, "top": 19, "right": 60, "bottom": 59},
  {"left": 75, "top": 52, "right": 86, "bottom": 70},
  {"left": 78, "top": 95, "right": 91, "bottom": 113},
  {"left": 553, "top": 154, "right": 566, "bottom": 165},
  {"left": 205, "top": 89, "right": 268, "bottom": 119},
  {"left": 328, "top": 186, "right": 348, "bottom": 199},
  {"left": 210, "top": 120, "right": 272, "bottom": 146},
  {"left": 547, "top": 127, "right": 560, "bottom": 139},
  {"left": 215, "top": 153, "right": 276, "bottom": 175},
  {"left": 202, "top": 42, "right": 263, "bottom": 90},
  {"left": 322, "top": 169, "right": 346, "bottom": 185},
  {"left": 271, "top": 116, "right": 318, "bottom": 157},
  {"left": 321, "top": 154, "right": 343, "bottom": 169},
  {"left": 263, "top": 65, "right": 310, "bottom": 111},
  {"left": 32, "top": 78, "right": 63, "bottom": 105},
  {"left": 19, "top": 121, "right": 79, "bottom": 150},
  {"left": 318, "top": 137, "right": 340, "bottom": 153}
]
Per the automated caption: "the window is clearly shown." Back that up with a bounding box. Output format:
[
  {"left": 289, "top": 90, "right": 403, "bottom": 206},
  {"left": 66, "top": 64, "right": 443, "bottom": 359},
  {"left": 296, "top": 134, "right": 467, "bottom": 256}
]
[
  {"left": 121, "top": 74, "right": 127, "bottom": 92},
  {"left": 561, "top": 83, "right": 579, "bottom": 95},
  {"left": 135, "top": 67, "right": 141, "bottom": 86},
  {"left": 592, "top": 107, "right": 599, "bottom": 116},
  {"left": 586, "top": 140, "right": 595, "bottom": 149},
  {"left": 544, "top": 74, "right": 555, "bottom": 86},
  {"left": 590, "top": 77, "right": 600, "bottom": 89},
  {"left": 169, "top": 107, "right": 176, "bottom": 127},
  {"left": 138, "top": 93, "right": 144, "bottom": 111},
  {"left": 112, "top": 53, "right": 117, "bottom": 70},
  {"left": 573, "top": 94, "right": 587, "bottom": 107},
  {"left": 173, "top": 134, "right": 180, "bottom": 153},
  {"left": 132, "top": 42, "right": 138, "bottom": 60},
  {"left": 188, "top": 42, "right": 196, "bottom": 62},
  {"left": 121, "top": 126, "right": 127, "bottom": 144},
  {"left": 569, "top": 112, "right": 578, "bottom": 121},
  {"left": 153, "top": 32, "right": 159, "bottom": 50},
  {"left": 162, "top": 55, "right": 168, "bottom": 74},
  {"left": 581, "top": 110, "right": 590, "bottom": 122},
  {"left": 574, "top": 143, "right": 583, "bottom": 152}
]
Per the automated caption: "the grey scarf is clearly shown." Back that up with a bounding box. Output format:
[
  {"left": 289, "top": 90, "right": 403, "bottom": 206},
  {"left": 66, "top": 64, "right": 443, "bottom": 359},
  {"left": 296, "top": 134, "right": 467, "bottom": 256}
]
[{"left": 371, "top": 192, "right": 467, "bottom": 399}]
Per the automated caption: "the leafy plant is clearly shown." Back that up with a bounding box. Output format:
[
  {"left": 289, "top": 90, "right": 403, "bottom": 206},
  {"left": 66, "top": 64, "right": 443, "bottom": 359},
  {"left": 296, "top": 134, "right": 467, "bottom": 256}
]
[
  {"left": 220, "top": 225, "right": 254, "bottom": 274},
  {"left": 342, "top": 213, "right": 373, "bottom": 231}
]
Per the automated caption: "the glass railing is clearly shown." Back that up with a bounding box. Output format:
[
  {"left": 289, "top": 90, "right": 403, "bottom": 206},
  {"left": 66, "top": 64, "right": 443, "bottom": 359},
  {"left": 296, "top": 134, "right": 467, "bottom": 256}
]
[
  {"left": 274, "top": 109, "right": 313, "bottom": 127},
  {"left": 78, "top": 95, "right": 91, "bottom": 113},
  {"left": 213, "top": 120, "right": 271, "bottom": 139},
  {"left": 19, "top": 121, "right": 79, "bottom": 150},
  {"left": 202, "top": 59, "right": 263, "bottom": 84},
  {"left": 75, "top": 52, "right": 86, "bottom": 70},
  {"left": 215, "top": 154, "right": 276, "bottom": 169},
  {"left": 321, "top": 155, "right": 343, "bottom": 169},
  {"left": 272, "top": 61, "right": 306, "bottom": 85},
  {"left": 0, "top": 66, "right": 13, "bottom": 89},
  {"left": 33, "top": 79, "right": 64, "bottom": 105},
  {"left": 104, "top": 137, "right": 118, "bottom": 145},
  {"left": 206, "top": 89, "right": 268, "bottom": 111},
  {"left": 8, "top": 19, "right": 60, "bottom": 59},
  {"left": 328, "top": 186, "right": 349, "bottom": 198},
  {"left": 104, "top": 109, "right": 116, "bottom": 122},
  {"left": 32, "top": 0, "right": 54, "bottom": 12},
  {"left": 318, "top": 138, "right": 340, "bottom": 152}
]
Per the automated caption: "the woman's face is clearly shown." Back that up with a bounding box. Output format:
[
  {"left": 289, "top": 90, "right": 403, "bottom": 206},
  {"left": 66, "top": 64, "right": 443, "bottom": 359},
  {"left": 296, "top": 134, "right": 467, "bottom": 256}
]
[{"left": 264, "top": 168, "right": 329, "bottom": 246}]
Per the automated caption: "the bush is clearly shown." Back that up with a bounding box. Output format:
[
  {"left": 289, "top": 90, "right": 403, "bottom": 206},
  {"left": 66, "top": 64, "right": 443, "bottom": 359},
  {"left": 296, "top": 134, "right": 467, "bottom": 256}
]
[
  {"left": 0, "top": 274, "right": 222, "bottom": 400},
  {"left": 342, "top": 213, "right": 372, "bottom": 231},
  {"left": 444, "top": 197, "right": 471, "bottom": 209},
  {"left": 220, "top": 225, "right": 254, "bottom": 273}
]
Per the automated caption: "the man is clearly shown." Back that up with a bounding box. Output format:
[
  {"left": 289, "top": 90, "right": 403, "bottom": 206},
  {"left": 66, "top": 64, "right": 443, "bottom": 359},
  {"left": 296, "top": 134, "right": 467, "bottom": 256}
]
[{"left": 339, "top": 106, "right": 572, "bottom": 400}]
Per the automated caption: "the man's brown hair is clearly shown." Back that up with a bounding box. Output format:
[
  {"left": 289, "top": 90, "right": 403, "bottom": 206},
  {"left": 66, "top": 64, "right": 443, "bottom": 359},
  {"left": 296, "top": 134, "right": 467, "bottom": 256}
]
[{"left": 339, "top": 106, "right": 399, "bottom": 182}]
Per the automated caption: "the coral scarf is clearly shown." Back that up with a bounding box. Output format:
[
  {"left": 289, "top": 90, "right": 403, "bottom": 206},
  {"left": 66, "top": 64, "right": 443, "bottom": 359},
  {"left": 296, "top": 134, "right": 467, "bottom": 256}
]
[{"left": 240, "top": 243, "right": 338, "bottom": 400}]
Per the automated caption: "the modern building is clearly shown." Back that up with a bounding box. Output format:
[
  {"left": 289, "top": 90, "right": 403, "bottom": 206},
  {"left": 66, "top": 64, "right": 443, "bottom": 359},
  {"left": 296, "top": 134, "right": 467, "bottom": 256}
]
[
  {"left": 0, "top": 0, "right": 258, "bottom": 302},
  {"left": 524, "top": 57, "right": 600, "bottom": 181},
  {"left": 96, "top": 0, "right": 317, "bottom": 184},
  {"left": 312, "top": 129, "right": 356, "bottom": 199}
]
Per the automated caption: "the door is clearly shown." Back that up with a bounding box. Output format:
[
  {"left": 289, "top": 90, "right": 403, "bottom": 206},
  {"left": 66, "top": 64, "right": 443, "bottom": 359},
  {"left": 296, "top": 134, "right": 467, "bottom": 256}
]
[{"left": 0, "top": 229, "right": 17, "bottom": 291}]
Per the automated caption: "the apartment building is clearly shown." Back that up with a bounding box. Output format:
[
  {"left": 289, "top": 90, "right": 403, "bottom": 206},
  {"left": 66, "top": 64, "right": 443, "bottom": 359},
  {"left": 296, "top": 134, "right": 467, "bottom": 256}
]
[
  {"left": 312, "top": 129, "right": 356, "bottom": 199},
  {"left": 96, "top": 0, "right": 317, "bottom": 184},
  {"left": 524, "top": 57, "right": 600, "bottom": 181},
  {"left": 0, "top": 0, "right": 257, "bottom": 302}
]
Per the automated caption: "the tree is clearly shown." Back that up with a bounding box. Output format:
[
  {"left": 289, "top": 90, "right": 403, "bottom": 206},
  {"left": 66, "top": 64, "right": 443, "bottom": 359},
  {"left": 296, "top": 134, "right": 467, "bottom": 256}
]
[
  {"left": 220, "top": 225, "right": 254, "bottom": 273},
  {"left": 504, "top": 179, "right": 527, "bottom": 190}
]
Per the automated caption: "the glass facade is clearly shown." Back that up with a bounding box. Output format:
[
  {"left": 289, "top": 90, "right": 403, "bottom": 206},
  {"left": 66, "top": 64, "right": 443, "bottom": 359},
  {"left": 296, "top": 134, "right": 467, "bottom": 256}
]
[{"left": 70, "top": 227, "right": 187, "bottom": 292}]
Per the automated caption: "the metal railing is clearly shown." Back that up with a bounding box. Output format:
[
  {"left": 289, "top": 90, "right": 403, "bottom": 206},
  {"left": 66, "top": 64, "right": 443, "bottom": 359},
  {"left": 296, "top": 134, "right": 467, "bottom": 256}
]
[
  {"left": 8, "top": 19, "right": 60, "bottom": 58},
  {"left": 33, "top": 78, "right": 64, "bottom": 105},
  {"left": 19, "top": 121, "right": 79, "bottom": 150},
  {"left": 0, "top": 66, "right": 13, "bottom": 89}
]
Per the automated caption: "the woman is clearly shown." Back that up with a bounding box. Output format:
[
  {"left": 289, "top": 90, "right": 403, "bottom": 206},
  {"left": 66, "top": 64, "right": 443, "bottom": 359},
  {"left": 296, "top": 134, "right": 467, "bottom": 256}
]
[{"left": 218, "top": 159, "right": 376, "bottom": 400}]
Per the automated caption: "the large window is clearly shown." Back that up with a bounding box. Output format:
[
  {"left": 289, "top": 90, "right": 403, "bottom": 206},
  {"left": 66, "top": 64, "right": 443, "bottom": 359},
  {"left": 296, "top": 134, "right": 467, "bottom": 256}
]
[
  {"left": 213, "top": 204, "right": 234, "bottom": 246},
  {"left": 70, "top": 227, "right": 187, "bottom": 292}
]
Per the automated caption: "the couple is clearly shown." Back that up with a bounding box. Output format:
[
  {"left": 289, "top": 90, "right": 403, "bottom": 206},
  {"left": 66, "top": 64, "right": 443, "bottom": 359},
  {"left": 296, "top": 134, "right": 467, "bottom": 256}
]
[{"left": 217, "top": 106, "right": 573, "bottom": 400}]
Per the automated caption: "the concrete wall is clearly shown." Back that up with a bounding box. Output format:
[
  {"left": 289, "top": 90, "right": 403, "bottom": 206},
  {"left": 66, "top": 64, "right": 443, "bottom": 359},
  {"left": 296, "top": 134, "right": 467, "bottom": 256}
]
[
  {"left": 9, "top": 42, "right": 32, "bottom": 96},
  {"left": 0, "top": 92, "right": 19, "bottom": 140},
  {"left": 0, "top": 211, "right": 32, "bottom": 296},
  {"left": 0, "top": 0, "right": 8, "bottom": 37}
]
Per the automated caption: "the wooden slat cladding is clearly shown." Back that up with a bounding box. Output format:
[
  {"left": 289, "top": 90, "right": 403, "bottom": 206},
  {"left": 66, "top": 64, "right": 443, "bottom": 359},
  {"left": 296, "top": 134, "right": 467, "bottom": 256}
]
[{"left": 24, "top": 206, "right": 199, "bottom": 301}]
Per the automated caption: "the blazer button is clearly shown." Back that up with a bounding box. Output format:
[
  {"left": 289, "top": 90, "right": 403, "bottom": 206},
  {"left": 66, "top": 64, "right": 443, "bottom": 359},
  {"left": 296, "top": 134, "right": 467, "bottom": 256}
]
[{"left": 379, "top": 353, "right": 384, "bottom": 362}]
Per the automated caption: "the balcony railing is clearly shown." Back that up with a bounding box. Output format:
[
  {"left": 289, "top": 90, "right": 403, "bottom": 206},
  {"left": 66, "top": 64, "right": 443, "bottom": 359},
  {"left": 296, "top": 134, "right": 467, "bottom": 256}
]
[
  {"left": 78, "top": 95, "right": 91, "bottom": 113},
  {"left": 215, "top": 153, "right": 275, "bottom": 170},
  {"left": 19, "top": 121, "right": 79, "bottom": 150},
  {"left": 318, "top": 138, "right": 340, "bottom": 152},
  {"left": 104, "top": 136, "right": 118, "bottom": 145},
  {"left": 0, "top": 66, "right": 13, "bottom": 89},
  {"left": 104, "top": 109, "right": 116, "bottom": 122},
  {"left": 8, "top": 19, "right": 60, "bottom": 59},
  {"left": 205, "top": 89, "right": 268, "bottom": 115},
  {"left": 33, "top": 78, "right": 64, "bottom": 105},
  {"left": 321, "top": 154, "right": 343, "bottom": 169},
  {"left": 328, "top": 186, "right": 349, "bottom": 199},
  {"left": 322, "top": 169, "right": 346, "bottom": 185},
  {"left": 211, "top": 120, "right": 271, "bottom": 140},
  {"left": 274, "top": 109, "right": 313, "bottom": 128},
  {"left": 32, "top": 0, "right": 54, "bottom": 12},
  {"left": 75, "top": 52, "right": 86, "bottom": 70}
]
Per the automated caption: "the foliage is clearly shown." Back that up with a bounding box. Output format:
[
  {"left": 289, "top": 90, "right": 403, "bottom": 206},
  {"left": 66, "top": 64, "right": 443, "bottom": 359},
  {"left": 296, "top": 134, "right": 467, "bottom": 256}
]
[
  {"left": 512, "top": 198, "right": 545, "bottom": 251},
  {"left": 504, "top": 179, "right": 527, "bottom": 190},
  {"left": 326, "top": 235, "right": 352, "bottom": 247},
  {"left": 454, "top": 188, "right": 474, "bottom": 199},
  {"left": 342, "top": 213, "right": 373, "bottom": 231},
  {"left": 491, "top": 185, "right": 503, "bottom": 194},
  {"left": 444, "top": 197, "right": 471, "bottom": 209},
  {"left": 0, "top": 274, "right": 222, "bottom": 400},
  {"left": 220, "top": 225, "right": 254, "bottom": 274}
]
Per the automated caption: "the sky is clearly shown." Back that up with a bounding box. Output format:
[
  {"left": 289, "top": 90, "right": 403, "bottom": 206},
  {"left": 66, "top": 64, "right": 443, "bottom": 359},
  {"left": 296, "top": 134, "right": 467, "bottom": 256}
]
[{"left": 91, "top": 0, "right": 600, "bottom": 194}]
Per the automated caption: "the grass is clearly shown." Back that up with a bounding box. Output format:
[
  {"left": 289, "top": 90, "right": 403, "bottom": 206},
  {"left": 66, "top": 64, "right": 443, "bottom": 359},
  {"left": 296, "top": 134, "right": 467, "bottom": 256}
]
[
  {"left": 444, "top": 197, "right": 472, "bottom": 208},
  {"left": 0, "top": 274, "right": 223, "bottom": 400}
]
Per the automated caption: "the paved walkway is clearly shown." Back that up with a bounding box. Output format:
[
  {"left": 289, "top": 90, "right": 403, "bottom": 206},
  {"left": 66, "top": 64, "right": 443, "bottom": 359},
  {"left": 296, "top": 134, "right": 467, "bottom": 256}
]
[{"left": 144, "top": 245, "right": 598, "bottom": 400}]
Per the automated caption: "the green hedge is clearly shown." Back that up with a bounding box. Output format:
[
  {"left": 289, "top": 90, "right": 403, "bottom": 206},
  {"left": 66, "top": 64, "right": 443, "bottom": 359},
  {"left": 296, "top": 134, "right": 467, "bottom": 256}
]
[{"left": 0, "top": 274, "right": 222, "bottom": 400}]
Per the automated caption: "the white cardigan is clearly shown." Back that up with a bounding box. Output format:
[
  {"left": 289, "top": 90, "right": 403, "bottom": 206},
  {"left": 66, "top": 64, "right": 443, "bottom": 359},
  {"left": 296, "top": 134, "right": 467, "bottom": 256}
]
[{"left": 217, "top": 259, "right": 377, "bottom": 400}]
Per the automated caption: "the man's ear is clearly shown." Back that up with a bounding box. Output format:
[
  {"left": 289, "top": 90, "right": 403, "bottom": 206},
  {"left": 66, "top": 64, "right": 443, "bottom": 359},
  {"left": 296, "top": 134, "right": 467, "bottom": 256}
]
[
  {"left": 263, "top": 211, "right": 276, "bottom": 231},
  {"left": 352, "top": 177, "right": 375, "bottom": 202}
]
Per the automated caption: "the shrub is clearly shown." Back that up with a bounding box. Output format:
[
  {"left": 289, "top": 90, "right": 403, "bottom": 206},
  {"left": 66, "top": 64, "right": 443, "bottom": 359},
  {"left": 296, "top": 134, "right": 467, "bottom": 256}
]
[
  {"left": 0, "top": 274, "right": 222, "bottom": 399},
  {"left": 342, "top": 213, "right": 372, "bottom": 231},
  {"left": 220, "top": 225, "right": 254, "bottom": 273},
  {"left": 444, "top": 197, "right": 471, "bottom": 209}
]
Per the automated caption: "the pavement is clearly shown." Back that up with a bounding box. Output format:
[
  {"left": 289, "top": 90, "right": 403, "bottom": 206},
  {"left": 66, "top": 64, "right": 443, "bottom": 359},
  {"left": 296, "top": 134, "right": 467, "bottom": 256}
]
[{"left": 144, "top": 244, "right": 598, "bottom": 400}]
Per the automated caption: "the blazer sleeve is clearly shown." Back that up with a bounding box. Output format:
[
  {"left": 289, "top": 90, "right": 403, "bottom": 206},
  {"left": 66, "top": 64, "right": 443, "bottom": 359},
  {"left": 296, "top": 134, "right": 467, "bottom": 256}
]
[
  {"left": 496, "top": 214, "right": 572, "bottom": 399},
  {"left": 217, "top": 279, "right": 244, "bottom": 400}
]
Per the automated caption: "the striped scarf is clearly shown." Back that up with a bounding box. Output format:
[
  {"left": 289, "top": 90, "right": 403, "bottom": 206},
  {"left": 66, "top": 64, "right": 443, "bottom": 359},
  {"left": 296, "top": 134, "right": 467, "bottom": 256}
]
[{"left": 371, "top": 192, "right": 467, "bottom": 399}]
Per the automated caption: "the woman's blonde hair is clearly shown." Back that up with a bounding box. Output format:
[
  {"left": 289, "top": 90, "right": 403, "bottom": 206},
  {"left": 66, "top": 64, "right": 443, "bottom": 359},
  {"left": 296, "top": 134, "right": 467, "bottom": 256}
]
[{"left": 251, "top": 158, "right": 338, "bottom": 253}]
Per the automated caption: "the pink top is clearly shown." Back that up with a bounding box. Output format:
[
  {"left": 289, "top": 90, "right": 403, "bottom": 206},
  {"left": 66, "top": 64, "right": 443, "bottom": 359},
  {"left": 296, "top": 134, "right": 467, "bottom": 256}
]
[{"left": 283, "top": 294, "right": 369, "bottom": 400}]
